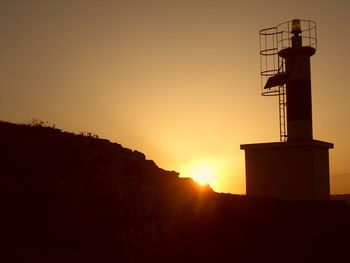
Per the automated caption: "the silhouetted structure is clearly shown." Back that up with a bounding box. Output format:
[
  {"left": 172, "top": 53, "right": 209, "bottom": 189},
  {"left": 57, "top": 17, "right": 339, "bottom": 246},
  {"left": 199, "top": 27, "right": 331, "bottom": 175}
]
[{"left": 241, "top": 19, "right": 333, "bottom": 200}]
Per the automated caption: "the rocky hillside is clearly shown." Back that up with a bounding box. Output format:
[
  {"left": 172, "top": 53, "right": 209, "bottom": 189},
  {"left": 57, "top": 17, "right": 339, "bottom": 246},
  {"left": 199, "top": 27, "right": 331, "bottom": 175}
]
[{"left": 1, "top": 120, "right": 349, "bottom": 262}]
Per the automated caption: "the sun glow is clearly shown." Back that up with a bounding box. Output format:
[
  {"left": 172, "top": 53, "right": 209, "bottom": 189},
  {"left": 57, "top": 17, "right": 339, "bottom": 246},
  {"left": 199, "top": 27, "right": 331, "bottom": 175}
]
[{"left": 189, "top": 163, "right": 216, "bottom": 187}]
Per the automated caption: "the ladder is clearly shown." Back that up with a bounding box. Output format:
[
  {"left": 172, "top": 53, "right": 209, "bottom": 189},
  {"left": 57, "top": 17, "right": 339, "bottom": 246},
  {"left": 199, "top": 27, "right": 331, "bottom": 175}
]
[{"left": 279, "top": 84, "right": 287, "bottom": 141}]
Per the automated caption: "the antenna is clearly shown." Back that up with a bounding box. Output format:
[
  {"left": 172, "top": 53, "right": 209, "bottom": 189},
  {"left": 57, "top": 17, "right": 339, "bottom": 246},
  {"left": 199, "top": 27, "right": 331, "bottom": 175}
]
[{"left": 259, "top": 19, "right": 317, "bottom": 141}]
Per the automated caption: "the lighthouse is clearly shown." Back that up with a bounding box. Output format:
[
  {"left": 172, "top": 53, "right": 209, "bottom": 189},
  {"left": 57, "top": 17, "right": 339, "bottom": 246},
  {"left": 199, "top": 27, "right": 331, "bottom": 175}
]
[
  {"left": 240, "top": 19, "right": 333, "bottom": 200},
  {"left": 280, "top": 19, "right": 314, "bottom": 140}
]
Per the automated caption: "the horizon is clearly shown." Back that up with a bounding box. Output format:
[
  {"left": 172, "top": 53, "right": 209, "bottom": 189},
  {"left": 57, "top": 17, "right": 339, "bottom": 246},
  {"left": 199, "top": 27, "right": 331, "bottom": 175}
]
[
  {"left": 1, "top": 0, "right": 350, "bottom": 194},
  {"left": 3, "top": 118, "right": 350, "bottom": 196}
]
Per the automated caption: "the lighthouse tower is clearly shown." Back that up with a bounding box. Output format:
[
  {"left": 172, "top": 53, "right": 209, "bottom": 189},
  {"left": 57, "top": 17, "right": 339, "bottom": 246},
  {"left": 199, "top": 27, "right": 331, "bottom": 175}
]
[
  {"left": 240, "top": 19, "right": 333, "bottom": 200},
  {"left": 281, "top": 19, "right": 314, "bottom": 141}
]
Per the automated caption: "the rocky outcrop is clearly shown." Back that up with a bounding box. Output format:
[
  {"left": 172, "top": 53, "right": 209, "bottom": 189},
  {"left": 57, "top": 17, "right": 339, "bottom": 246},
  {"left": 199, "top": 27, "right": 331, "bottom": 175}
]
[{"left": 1, "top": 121, "right": 349, "bottom": 262}]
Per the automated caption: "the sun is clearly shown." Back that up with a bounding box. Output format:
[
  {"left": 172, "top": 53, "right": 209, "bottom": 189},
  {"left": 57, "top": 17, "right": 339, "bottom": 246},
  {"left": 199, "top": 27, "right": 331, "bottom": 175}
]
[{"left": 189, "top": 163, "right": 216, "bottom": 187}]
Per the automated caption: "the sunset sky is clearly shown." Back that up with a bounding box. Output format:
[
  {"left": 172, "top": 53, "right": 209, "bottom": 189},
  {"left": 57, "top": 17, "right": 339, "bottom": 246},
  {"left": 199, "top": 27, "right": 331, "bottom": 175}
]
[{"left": 1, "top": 0, "right": 350, "bottom": 194}]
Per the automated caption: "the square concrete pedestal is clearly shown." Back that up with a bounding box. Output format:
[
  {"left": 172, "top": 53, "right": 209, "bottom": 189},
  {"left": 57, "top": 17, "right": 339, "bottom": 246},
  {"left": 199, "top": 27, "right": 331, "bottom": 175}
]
[{"left": 240, "top": 140, "right": 333, "bottom": 200}]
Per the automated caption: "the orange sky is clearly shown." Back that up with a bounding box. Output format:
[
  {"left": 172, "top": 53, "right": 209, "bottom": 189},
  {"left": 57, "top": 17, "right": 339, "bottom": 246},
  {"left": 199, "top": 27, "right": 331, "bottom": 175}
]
[{"left": 1, "top": 0, "right": 350, "bottom": 194}]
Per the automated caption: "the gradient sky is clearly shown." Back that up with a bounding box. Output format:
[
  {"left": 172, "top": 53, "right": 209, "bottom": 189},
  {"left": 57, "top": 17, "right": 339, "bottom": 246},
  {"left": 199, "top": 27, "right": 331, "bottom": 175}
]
[{"left": 1, "top": 0, "right": 350, "bottom": 194}]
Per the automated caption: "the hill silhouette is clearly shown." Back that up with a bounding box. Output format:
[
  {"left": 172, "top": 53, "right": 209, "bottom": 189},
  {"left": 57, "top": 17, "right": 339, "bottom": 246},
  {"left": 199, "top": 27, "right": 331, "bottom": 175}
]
[{"left": 1, "top": 120, "right": 349, "bottom": 262}]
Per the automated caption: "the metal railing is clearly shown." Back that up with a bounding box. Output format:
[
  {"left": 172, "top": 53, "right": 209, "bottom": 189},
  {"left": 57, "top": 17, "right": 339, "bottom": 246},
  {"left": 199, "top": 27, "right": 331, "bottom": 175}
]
[{"left": 259, "top": 20, "right": 317, "bottom": 96}]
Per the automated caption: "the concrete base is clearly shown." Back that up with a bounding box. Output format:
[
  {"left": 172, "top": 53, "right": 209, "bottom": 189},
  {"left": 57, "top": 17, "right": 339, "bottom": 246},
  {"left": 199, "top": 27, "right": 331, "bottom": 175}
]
[{"left": 240, "top": 140, "right": 333, "bottom": 200}]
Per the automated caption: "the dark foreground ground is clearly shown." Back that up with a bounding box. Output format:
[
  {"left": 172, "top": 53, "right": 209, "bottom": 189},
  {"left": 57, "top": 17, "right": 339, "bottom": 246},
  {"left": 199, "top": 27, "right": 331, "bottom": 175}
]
[{"left": 1, "top": 121, "right": 349, "bottom": 262}]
